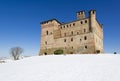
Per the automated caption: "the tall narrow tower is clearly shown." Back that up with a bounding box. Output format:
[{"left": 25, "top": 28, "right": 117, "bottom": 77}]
[
  {"left": 89, "top": 10, "right": 104, "bottom": 53},
  {"left": 89, "top": 10, "right": 96, "bottom": 32}
]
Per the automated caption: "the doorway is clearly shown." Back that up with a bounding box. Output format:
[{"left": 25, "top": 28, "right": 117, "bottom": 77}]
[{"left": 96, "top": 50, "right": 100, "bottom": 54}]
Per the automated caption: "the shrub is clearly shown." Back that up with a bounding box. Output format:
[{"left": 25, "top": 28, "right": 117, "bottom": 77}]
[{"left": 54, "top": 50, "right": 63, "bottom": 55}]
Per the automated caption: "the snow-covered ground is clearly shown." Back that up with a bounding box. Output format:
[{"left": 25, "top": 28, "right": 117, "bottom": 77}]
[{"left": 0, "top": 54, "right": 120, "bottom": 81}]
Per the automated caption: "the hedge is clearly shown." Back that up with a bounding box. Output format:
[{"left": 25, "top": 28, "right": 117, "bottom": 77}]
[{"left": 54, "top": 49, "right": 63, "bottom": 55}]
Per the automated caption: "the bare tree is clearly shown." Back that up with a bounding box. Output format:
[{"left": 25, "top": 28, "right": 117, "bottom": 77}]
[{"left": 10, "top": 47, "right": 23, "bottom": 60}]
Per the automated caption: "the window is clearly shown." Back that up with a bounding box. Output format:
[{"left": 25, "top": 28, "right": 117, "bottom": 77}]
[
  {"left": 67, "top": 25, "right": 68, "bottom": 28},
  {"left": 64, "top": 39, "right": 66, "bottom": 42},
  {"left": 72, "top": 46, "right": 73, "bottom": 49},
  {"left": 81, "top": 21, "right": 83, "bottom": 24},
  {"left": 85, "top": 20, "right": 87, "bottom": 23},
  {"left": 70, "top": 24, "right": 71, "bottom": 27},
  {"left": 84, "top": 36, "right": 87, "bottom": 40},
  {"left": 80, "top": 39, "right": 82, "bottom": 41},
  {"left": 71, "top": 38, "right": 73, "bottom": 42},
  {"left": 46, "top": 31, "right": 48, "bottom": 35},
  {"left": 73, "top": 23, "right": 75, "bottom": 26},
  {"left": 85, "top": 45, "right": 87, "bottom": 49},
  {"left": 45, "top": 41, "right": 47, "bottom": 45},
  {"left": 71, "top": 31, "right": 73, "bottom": 35},
  {"left": 84, "top": 29, "right": 86, "bottom": 33},
  {"left": 64, "top": 26, "right": 65, "bottom": 28},
  {"left": 77, "top": 32, "right": 79, "bottom": 35}
]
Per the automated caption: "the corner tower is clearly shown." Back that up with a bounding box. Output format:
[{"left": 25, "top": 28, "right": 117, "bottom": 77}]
[
  {"left": 77, "top": 11, "right": 86, "bottom": 20},
  {"left": 89, "top": 10, "right": 104, "bottom": 53},
  {"left": 39, "top": 19, "right": 60, "bottom": 55},
  {"left": 89, "top": 10, "right": 96, "bottom": 32}
]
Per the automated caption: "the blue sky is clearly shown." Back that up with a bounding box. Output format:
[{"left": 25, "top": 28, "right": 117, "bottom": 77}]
[{"left": 0, "top": 0, "right": 120, "bottom": 57}]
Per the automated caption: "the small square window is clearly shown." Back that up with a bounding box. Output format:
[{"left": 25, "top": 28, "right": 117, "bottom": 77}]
[
  {"left": 67, "top": 25, "right": 68, "bottom": 28},
  {"left": 84, "top": 36, "right": 87, "bottom": 40},
  {"left": 71, "top": 38, "right": 73, "bottom": 42},
  {"left": 84, "top": 29, "right": 86, "bottom": 33},
  {"left": 85, "top": 45, "right": 87, "bottom": 49},
  {"left": 73, "top": 23, "right": 75, "bottom": 26},
  {"left": 64, "top": 39, "right": 66, "bottom": 42},
  {"left": 71, "top": 31, "right": 73, "bottom": 35},
  {"left": 81, "top": 21, "right": 83, "bottom": 24},
  {"left": 80, "top": 39, "right": 82, "bottom": 41},
  {"left": 72, "top": 46, "right": 73, "bottom": 49},
  {"left": 45, "top": 41, "right": 47, "bottom": 45},
  {"left": 85, "top": 20, "right": 87, "bottom": 23}
]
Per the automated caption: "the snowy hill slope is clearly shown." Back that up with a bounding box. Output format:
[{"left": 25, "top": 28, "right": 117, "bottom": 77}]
[{"left": 0, "top": 54, "right": 120, "bottom": 81}]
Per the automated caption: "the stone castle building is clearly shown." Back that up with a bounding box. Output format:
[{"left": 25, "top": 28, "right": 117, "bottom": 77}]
[{"left": 39, "top": 10, "right": 103, "bottom": 55}]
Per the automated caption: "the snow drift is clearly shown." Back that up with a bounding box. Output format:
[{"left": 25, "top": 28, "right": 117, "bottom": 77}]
[{"left": 0, "top": 54, "right": 120, "bottom": 81}]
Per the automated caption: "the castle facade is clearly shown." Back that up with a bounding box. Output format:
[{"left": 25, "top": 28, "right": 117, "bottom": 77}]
[{"left": 39, "top": 10, "right": 104, "bottom": 55}]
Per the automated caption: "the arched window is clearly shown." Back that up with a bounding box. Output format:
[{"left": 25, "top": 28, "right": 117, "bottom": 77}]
[{"left": 46, "top": 31, "right": 48, "bottom": 35}]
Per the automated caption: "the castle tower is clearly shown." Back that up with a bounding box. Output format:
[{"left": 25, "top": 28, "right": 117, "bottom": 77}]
[
  {"left": 39, "top": 19, "right": 60, "bottom": 55},
  {"left": 77, "top": 11, "right": 86, "bottom": 20},
  {"left": 89, "top": 10, "right": 96, "bottom": 32},
  {"left": 89, "top": 10, "right": 104, "bottom": 53}
]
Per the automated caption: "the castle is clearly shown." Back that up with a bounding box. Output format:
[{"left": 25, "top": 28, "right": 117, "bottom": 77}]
[{"left": 39, "top": 10, "right": 103, "bottom": 55}]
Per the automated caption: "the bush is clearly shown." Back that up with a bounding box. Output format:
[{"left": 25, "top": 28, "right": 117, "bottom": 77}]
[{"left": 54, "top": 50, "right": 63, "bottom": 55}]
